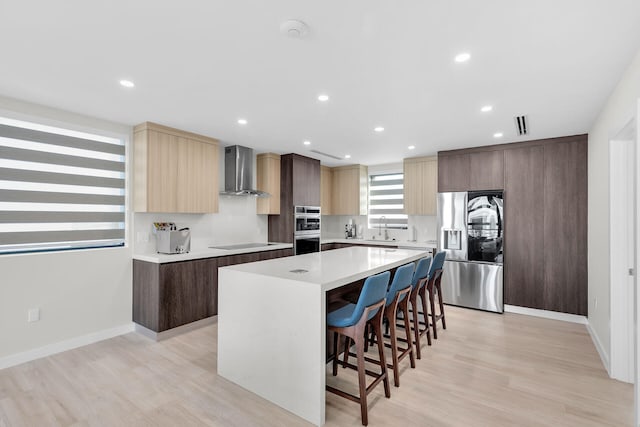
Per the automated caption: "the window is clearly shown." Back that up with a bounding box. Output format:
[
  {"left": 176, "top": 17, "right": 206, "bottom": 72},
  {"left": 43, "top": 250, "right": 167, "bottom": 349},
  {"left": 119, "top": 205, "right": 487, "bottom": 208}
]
[
  {"left": 0, "top": 117, "right": 126, "bottom": 254},
  {"left": 368, "top": 172, "right": 408, "bottom": 229}
]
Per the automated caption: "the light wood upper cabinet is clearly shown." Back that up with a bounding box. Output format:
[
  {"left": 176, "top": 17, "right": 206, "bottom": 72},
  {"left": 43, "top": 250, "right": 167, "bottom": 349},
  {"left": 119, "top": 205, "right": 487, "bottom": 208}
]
[
  {"left": 321, "top": 166, "right": 333, "bottom": 215},
  {"left": 134, "top": 122, "right": 219, "bottom": 213},
  {"left": 256, "top": 153, "right": 280, "bottom": 215},
  {"left": 330, "top": 165, "right": 368, "bottom": 216},
  {"left": 403, "top": 156, "right": 438, "bottom": 215}
]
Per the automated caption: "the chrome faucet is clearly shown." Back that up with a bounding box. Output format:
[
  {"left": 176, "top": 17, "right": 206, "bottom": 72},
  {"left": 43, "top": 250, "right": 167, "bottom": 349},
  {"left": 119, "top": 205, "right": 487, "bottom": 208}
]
[
  {"left": 379, "top": 216, "right": 390, "bottom": 240},
  {"left": 378, "top": 216, "right": 385, "bottom": 237}
]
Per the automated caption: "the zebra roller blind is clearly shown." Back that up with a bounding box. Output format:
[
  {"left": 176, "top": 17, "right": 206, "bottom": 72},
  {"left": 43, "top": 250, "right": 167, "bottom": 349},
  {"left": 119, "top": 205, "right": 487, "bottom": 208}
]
[
  {"left": 368, "top": 173, "right": 408, "bottom": 229},
  {"left": 0, "top": 117, "right": 126, "bottom": 254}
]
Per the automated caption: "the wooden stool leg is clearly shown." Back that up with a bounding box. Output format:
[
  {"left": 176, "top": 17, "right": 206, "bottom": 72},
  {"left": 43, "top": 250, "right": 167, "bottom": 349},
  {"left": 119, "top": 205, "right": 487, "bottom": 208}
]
[
  {"left": 437, "top": 282, "right": 446, "bottom": 329},
  {"left": 372, "top": 315, "right": 391, "bottom": 399},
  {"left": 387, "top": 310, "right": 400, "bottom": 387},
  {"left": 429, "top": 284, "right": 438, "bottom": 339},
  {"left": 400, "top": 299, "right": 416, "bottom": 368},
  {"left": 355, "top": 336, "right": 368, "bottom": 426},
  {"left": 411, "top": 297, "right": 422, "bottom": 359},
  {"left": 364, "top": 324, "right": 369, "bottom": 353},
  {"left": 332, "top": 331, "right": 339, "bottom": 376},
  {"left": 343, "top": 336, "right": 351, "bottom": 367},
  {"left": 419, "top": 287, "right": 432, "bottom": 346}
]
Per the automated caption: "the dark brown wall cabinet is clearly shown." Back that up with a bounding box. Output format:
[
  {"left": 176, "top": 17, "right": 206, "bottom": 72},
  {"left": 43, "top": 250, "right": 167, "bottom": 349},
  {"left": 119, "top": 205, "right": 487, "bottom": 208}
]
[
  {"left": 504, "top": 146, "right": 545, "bottom": 310},
  {"left": 439, "top": 134, "right": 588, "bottom": 316},
  {"left": 504, "top": 136, "right": 587, "bottom": 315},
  {"left": 438, "top": 153, "right": 470, "bottom": 192},
  {"left": 133, "top": 248, "right": 293, "bottom": 333},
  {"left": 268, "top": 154, "right": 321, "bottom": 243},
  {"left": 439, "top": 150, "right": 505, "bottom": 192},
  {"left": 542, "top": 140, "right": 588, "bottom": 315}
]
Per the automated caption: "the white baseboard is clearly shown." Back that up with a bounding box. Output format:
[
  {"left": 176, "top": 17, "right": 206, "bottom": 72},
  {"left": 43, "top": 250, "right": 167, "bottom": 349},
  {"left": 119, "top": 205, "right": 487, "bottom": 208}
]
[
  {"left": 504, "top": 304, "right": 588, "bottom": 324},
  {"left": 586, "top": 321, "right": 611, "bottom": 375},
  {"left": 0, "top": 323, "right": 135, "bottom": 371}
]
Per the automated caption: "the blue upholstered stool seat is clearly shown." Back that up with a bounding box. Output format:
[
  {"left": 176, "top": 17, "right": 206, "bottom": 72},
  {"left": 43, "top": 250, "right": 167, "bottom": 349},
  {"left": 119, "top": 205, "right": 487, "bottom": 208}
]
[
  {"left": 327, "top": 271, "right": 390, "bottom": 328},
  {"left": 328, "top": 304, "right": 370, "bottom": 328}
]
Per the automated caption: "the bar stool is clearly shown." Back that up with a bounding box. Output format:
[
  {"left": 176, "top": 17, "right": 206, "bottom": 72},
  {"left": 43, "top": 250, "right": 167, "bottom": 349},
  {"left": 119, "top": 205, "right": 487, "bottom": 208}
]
[
  {"left": 405, "top": 256, "right": 432, "bottom": 359},
  {"left": 420, "top": 251, "right": 447, "bottom": 339},
  {"left": 327, "top": 271, "right": 391, "bottom": 426},
  {"left": 367, "top": 262, "right": 416, "bottom": 387}
]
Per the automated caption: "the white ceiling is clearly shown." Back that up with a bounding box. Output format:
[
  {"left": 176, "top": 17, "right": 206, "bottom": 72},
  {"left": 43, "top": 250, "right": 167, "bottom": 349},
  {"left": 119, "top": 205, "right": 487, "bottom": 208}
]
[{"left": 1, "top": 1, "right": 640, "bottom": 166}]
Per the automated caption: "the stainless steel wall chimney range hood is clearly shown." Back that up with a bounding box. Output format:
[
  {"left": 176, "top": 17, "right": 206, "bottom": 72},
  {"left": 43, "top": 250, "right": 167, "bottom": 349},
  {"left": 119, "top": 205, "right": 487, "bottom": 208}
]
[{"left": 220, "top": 145, "right": 269, "bottom": 197}]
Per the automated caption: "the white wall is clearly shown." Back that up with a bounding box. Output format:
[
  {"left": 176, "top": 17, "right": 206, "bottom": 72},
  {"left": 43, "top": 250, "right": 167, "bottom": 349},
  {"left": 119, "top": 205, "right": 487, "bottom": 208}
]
[
  {"left": 588, "top": 48, "right": 640, "bottom": 364},
  {"left": 0, "top": 96, "right": 133, "bottom": 361},
  {"left": 134, "top": 199, "right": 268, "bottom": 253}
]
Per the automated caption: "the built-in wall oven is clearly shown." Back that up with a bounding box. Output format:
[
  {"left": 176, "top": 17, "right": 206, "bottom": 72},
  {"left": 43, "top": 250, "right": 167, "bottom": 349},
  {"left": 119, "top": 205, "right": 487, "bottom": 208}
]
[{"left": 294, "top": 206, "right": 321, "bottom": 255}]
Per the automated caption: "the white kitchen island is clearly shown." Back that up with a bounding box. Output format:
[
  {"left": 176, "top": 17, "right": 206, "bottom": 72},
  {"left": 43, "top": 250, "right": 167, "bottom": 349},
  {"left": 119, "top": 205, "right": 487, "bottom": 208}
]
[{"left": 217, "top": 246, "right": 429, "bottom": 426}]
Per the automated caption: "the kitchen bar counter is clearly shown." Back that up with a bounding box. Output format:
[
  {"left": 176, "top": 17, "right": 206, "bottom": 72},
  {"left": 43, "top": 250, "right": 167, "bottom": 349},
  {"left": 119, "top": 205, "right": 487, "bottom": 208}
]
[
  {"left": 217, "top": 246, "right": 429, "bottom": 426},
  {"left": 132, "top": 242, "right": 292, "bottom": 263}
]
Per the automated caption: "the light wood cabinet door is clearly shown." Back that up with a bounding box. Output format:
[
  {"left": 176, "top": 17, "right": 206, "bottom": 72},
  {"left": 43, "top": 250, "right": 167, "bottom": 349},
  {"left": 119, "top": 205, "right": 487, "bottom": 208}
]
[
  {"left": 134, "top": 122, "right": 219, "bottom": 213},
  {"left": 321, "top": 166, "right": 333, "bottom": 215},
  {"left": 331, "top": 165, "right": 368, "bottom": 215},
  {"left": 403, "top": 156, "right": 437, "bottom": 215},
  {"left": 256, "top": 153, "right": 280, "bottom": 214}
]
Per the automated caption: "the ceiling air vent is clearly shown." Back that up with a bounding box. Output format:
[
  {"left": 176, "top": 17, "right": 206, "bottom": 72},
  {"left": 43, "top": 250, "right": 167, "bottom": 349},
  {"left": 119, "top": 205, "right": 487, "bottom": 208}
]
[
  {"left": 310, "top": 149, "right": 342, "bottom": 160},
  {"left": 514, "top": 115, "right": 529, "bottom": 136}
]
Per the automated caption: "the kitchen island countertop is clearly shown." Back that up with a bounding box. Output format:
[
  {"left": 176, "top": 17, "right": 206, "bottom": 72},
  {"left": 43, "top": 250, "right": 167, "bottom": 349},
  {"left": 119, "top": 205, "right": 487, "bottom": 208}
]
[{"left": 218, "top": 246, "right": 429, "bottom": 425}]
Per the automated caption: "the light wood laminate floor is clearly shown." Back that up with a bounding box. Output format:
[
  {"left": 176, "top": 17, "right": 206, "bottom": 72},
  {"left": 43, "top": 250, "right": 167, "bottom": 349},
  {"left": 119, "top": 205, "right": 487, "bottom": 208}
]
[{"left": 0, "top": 306, "right": 633, "bottom": 426}]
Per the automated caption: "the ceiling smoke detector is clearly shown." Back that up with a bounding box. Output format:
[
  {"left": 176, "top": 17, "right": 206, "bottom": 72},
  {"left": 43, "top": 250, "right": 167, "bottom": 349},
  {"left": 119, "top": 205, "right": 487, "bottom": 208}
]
[{"left": 280, "top": 20, "right": 309, "bottom": 38}]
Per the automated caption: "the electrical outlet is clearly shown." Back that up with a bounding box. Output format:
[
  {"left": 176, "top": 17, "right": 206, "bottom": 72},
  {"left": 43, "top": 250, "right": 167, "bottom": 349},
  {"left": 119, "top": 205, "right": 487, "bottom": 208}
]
[{"left": 27, "top": 308, "right": 40, "bottom": 322}]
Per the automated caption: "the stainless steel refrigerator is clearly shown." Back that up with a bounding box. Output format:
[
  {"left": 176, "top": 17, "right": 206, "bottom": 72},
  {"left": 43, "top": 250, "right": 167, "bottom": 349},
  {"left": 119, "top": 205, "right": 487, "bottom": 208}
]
[{"left": 437, "top": 191, "right": 504, "bottom": 313}]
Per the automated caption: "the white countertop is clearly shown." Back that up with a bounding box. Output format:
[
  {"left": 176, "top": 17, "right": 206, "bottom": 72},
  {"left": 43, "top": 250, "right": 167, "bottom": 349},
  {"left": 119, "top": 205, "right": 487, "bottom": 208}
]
[
  {"left": 221, "top": 246, "right": 429, "bottom": 292},
  {"left": 133, "top": 242, "right": 293, "bottom": 263},
  {"left": 218, "top": 245, "right": 431, "bottom": 424},
  {"left": 321, "top": 237, "right": 437, "bottom": 249}
]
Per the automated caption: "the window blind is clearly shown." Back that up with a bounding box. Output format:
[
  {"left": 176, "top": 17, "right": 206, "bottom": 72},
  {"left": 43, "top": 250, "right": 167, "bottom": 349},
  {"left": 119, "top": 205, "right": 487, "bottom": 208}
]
[
  {"left": 368, "top": 173, "right": 408, "bottom": 229},
  {"left": 0, "top": 118, "right": 126, "bottom": 254}
]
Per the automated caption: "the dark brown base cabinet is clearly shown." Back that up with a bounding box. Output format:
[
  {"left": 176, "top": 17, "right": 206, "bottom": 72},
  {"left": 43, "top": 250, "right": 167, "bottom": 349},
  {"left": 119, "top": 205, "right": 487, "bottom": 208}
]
[
  {"left": 439, "top": 134, "right": 588, "bottom": 316},
  {"left": 133, "top": 249, "right": 293, "bottom": 333}
]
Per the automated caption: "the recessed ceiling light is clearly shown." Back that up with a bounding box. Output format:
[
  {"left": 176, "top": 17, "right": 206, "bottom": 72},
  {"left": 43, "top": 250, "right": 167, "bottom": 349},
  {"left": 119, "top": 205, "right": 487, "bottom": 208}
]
[
  {"left": 374, "top": 127, "right": 385, "bottom": 132},
  {"left": 237, "top": 118, "right": 248, "bottom": 125},
  {"left": 119, "top": 79, "right": 135, "bottom": 88},
  {"left": 317, "top": 94, "right": 329, "bottom": 102},
  {"left": 481, "top": 105, "right": 493, "bottom": 112},
  {"left": 408, "top": 145, "right": 416, "bottom": 150},
  {"left": 493, "top": 132, "right": 503, "bottom": 138},
  {"left": 345, "top": 154, "right": 351, "bottom": 159},
  {"left": 303, "top": 140, "right": 311, "bottom": 145},
  {"left": 454, "top": 52, "right": 471, "bottom": 63}
]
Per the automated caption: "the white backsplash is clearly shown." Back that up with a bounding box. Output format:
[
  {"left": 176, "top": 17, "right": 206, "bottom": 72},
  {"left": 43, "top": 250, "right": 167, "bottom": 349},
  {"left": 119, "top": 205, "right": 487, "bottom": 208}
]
[
  {"left": 134, "top": 196, "right": 268, "bottom": 254},
  {"left": 321, "top": 214, "right": 437, "bottom": 242}
]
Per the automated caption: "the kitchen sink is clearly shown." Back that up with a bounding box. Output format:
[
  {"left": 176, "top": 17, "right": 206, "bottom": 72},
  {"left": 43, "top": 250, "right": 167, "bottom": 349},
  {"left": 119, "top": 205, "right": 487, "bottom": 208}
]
[{"left": 209, "top": 243, "right": 278, "bottom": 250}]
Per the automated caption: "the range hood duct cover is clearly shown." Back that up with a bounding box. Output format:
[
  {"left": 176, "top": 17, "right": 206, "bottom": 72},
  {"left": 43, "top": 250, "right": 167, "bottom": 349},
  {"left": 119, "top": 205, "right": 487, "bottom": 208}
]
[{"left": 220, "top": 145, "right": 269, "bottom": 197}]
